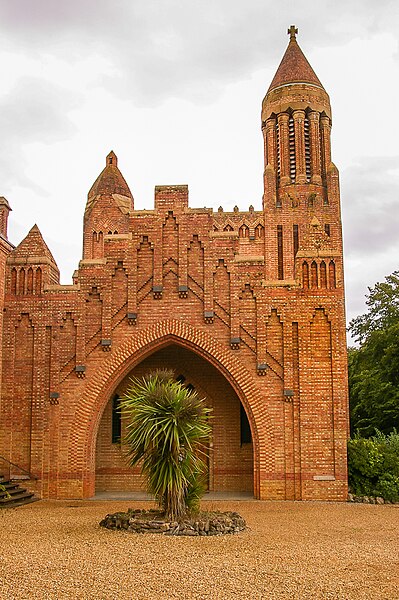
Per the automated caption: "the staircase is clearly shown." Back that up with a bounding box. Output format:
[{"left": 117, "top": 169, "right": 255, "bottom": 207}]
[{"left": 0, "top": 474, "right": 39, "bottom": 508}]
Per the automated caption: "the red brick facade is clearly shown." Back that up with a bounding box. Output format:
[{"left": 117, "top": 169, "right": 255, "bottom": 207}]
[{"left": 0, "top": 30, "right": 349, "bottom": 500}]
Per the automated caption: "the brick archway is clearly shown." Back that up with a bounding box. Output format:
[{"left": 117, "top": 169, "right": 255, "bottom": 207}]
[{"left": 69, "top": 319, "right": 275, "bottom": 498}]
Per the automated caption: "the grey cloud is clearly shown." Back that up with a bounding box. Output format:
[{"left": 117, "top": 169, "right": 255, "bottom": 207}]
[
  {"left": 341, "top": 157, "right": 399, "bottom": 257},
  {"left": 0, "top": 77, "right": 80, "bottom": 190},
  {"left": 342, "top": 156, "right": 399, "bottom": 326},
  {"left": 1, "top": 1, "right": 398, "bottom": 106}
]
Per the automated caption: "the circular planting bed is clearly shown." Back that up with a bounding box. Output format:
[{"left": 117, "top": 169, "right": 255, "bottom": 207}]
[{"left": 100, "top": 508, "right": 246, "bottom": 536}]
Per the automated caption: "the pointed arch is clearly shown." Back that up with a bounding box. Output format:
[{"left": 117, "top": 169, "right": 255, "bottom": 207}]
[
  {"left": 18, "top": 269, "right": 25, "bottom": 295},
  {"left": 27, "top": 267, "right": 34, "bottom": 294},
  {"left": 35, "top": 267, "right": 42, "bottom": 295},
  {"left": 68, "top": 319, "right": 273, "bottom": 498},
  {"left": 311, "top": 261, "right": 318, "bottom": 288},
  {"left": 329, "top": 260, "right": 336, "bottom": 288},
  {"left": 11, "top": 268, "right": 17, "bottom": 294},
  {"left": 302, "top": 261, "right": 309, "bottom": 289}
]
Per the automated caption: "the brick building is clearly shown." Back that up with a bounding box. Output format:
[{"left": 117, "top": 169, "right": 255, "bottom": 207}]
[{"left": 0, "top": 28, "right": 348, "bottom": 500}]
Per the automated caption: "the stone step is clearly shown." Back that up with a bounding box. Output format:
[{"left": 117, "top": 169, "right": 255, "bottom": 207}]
[
  {"left": 0, "top": 490, "right": 34, "bottom": 506},
  {"left": 0, "top": 473, "right": 39, "bottom": 508}
]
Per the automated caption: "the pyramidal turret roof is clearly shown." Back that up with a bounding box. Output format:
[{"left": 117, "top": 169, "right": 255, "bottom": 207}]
[
  {"left": 88, "top": 151, "right": 133, "bottom": 200},
  {"left": 267, "top": 26, "right": 324, "bottom": 93},
  {"left": 12, "top": 224, "right": 58, "bottom": 266}
]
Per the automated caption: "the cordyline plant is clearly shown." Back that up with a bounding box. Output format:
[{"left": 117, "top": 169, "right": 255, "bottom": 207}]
[{"left": 120, "top": 369, "right": 212, "bottom": 520}]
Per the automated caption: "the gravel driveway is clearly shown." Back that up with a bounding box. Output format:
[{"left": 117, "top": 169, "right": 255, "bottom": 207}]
[{"left": 1, "top": 500, "right": 398, "bottom": 599}]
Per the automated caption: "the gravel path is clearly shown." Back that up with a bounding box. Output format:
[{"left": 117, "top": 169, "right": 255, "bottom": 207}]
[{"left": 1, "top": 500, "right": 398, "bottom": 599}]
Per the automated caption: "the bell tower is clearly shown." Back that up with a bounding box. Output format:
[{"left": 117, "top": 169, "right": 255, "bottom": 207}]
[{"left": 262, "top": 26, "right": 342, "bottom": 286}]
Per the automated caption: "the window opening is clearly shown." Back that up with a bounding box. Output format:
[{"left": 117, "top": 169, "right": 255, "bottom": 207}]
[
  {"left": 277, "top": 225, "right": 284, "bottom": 280},
  {"left": 240, "top": 404, "right": 252, "bottom": 444},
  {"left": 304, "top": 116, "right": 311, "bottom": 182},
  {"left": 112, "top": 395, "right": 121, "bottom": 444},
  {"left": 293, "top": 224, "right": 299, "bottom": 256},
  {"left": 288, "top": 115, "right": 295, "bottom": 183}
]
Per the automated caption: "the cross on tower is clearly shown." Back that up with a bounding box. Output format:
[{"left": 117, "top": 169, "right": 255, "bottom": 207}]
[{"left": 288, "top": 25, "right": 298, "bottom": 40}]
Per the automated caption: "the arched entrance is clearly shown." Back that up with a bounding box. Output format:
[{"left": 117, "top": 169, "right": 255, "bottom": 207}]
[
  {"left": 95, "top": 343, "right": 254, "bottom": 494},
  {"left": 68, "top": 319, "right": 272, "bottom": 499}
]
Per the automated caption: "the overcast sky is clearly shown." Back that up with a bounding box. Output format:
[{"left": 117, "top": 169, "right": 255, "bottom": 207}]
[{"left": 1, "top": 0, "right": 398, "bottom": 339}]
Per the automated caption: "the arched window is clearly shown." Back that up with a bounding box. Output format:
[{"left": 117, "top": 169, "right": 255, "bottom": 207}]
[
  {"left": 223, "top": 224, "right": 233, "bottom": 232},
  {"left": 35, "top": 267, "right": 42, "bottom": 295},
  {"left": 27, "top": 267, "right": 33, "bottom": 294},
  {"left": 288, "top": 115, "right": 295, "bottom": 183},
  {"left": 311, "top": 261, "right": 318, "bottom": 288},
  {"left": 19, "top": 269, "right": 25, "bottom": 295},
  {"left": 112, "top": 395, "right": 121, "bottom": 444},
  {"left": 320, "top": 261, "right": 327, "bottom": 288},
  {"left": 240, "top": 404, "right": 252, "bottom": 444},
  {"left": 11, "top": 268, "right": 17, "bottom": 294},
  {"left": 239, "top": 225, "right": 249, "bottom": 238},
  {"left": 255, "top": 224, "right": 264, "bottom": 239},
  {"left": 302, "top": 262, "right": 309, "bottom": 289},
  {"left": 329, "top": 261, "right": 336, "bottom": 288},
  {"left": 304, "top": 115, "right": 311, "bottom": 182}
]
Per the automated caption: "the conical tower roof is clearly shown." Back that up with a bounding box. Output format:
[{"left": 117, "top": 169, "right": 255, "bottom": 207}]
[
  {"left": 262, "top": 26, "right": 330, "bottom": 122},
  {"left": 267, "top": 26, "right": 324, "bottom": 93},
  {"left": 11, "top": 224, "right": 58, "bottom": 266},
  {"left": 88, "top": 151, "right": 133, "bottom": 200}
]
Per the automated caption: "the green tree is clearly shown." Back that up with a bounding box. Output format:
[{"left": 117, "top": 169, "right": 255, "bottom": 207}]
[
  {"left": 349, "top": 271, "right": 399, "bottom": 435},
  {"left": 348, "top": 430, "right": 399, "bottom": 501},
  {"left": 121, "top": 370, "right": 211, "bottom": 520}
]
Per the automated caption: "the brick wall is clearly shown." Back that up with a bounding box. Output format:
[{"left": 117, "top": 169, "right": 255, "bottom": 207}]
[{"left": 0, "top": 35, "right": 349, "bottom": 501}]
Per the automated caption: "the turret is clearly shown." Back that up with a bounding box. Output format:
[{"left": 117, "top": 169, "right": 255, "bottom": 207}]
[
  {"left": 7, "top": 224, "right": 60, "bottom": 295},
  {"left": 83, "top": 151, "right": 134, "bottom": 260},
  {"left": 0, "top": 197, "right": 11, "bottom": 240},
  {"left": 262, "top": 26, "right": 342, "bottom": 285}
]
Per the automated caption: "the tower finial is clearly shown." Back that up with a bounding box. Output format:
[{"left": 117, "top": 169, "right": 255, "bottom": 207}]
[{"left": 288, "top": 25, "right": 298, "bottom": 41}]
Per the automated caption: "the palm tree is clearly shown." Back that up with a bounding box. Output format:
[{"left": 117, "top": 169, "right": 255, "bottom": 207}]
[{"left": 121, "top": 369, "right": 211, "bottom": 520}]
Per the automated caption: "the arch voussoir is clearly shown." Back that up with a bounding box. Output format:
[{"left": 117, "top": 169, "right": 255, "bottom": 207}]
[{"left": 69, "top": 319, "right": 274, "bottom": 498}]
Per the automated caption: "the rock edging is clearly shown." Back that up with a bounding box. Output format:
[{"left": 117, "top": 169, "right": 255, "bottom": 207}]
[
  {"left": 100, "top": 508, "right": 246, "bottom": 536},
  {"left": 347, "top": 494, "right": 397, "bottom": 504}
]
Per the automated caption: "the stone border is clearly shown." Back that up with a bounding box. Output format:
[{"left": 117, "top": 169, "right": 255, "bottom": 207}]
[
  {"left": 100, "top": 508, "right": 246, "bottom": 536},
  {"left": 348, "top": 494, "right": 397, "bottom": 505}
]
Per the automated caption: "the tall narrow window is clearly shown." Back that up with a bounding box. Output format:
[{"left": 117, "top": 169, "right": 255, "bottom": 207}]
[
  {"left": 293, "top": 224, "right": 299, "bottom": 257},
  {"left": 19, "top": 269, "right": 25, "bottom": 295},
  {"left": 240, "top": 403, "right": 252, "bottom": 444},
  {"left": 320, "top": 261, "right": 327, "bottom": 288},
  {"left": 27, "top": 268, "right": 33, "bottom": 294},
  {"left": 329, "top": 261, "right": 336, "bottom": 288},
  {"left": 35, "top": 268, "right": 42, "bottom": 294},
  {"left": 304, "top": 116, "right": 311, "bottom": 182},
  {"left": 11, "top": 268, "right": 17, "bottom": 294},
  {"left": 324, "top": 224, "right": 330, "bottom": 236},
  {"left": 288, "top": 115, "right": 296, "bottom": 183},
  {"left": 276, "top": 122, "right": 281, "bottom": 184},
  {"left": 277, "top": 225, "right": 284, "bottom": 280},
  {"left": 112, "top": 395, "right": 121, "bottom": 444},
  {"left": 311, "top": 261, "right": 318, "bottom": 288},
  {"left": 302, "top": 262, "right": 309, "bottom": 288}
]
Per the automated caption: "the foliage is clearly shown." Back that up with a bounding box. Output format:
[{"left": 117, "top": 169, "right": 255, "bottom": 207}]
[
  {"left": 348, "top": 430, "right": 399, "bottom": 502},
  {"left": 348, "top": 271, "right": 399, "bottom": 435},
  {"left": 121, "top": 369, "right": 211, "bottom": 520},
  {"left": 349, "top": 271, "right": 399, "bottom": 345}
]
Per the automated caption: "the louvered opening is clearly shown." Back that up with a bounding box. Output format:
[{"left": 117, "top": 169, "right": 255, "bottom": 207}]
[
  {"left": 289, "top": 116, "right": 295, "bottom": 183},
  {"left": 304, "top": 116, "right": 311, "bottom": 182},
  {"left": 276, "top": 121, "right": 281, "bottom": 184}
]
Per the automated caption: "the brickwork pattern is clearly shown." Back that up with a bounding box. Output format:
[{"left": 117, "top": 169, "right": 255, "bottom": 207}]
[{"left": 0, "top": 31, "right": 349, "bottom": 501}]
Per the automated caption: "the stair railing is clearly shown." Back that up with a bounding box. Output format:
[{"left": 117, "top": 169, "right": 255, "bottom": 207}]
[{"left": 0, "top": 455, "right": 38, "bottom": 480}]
